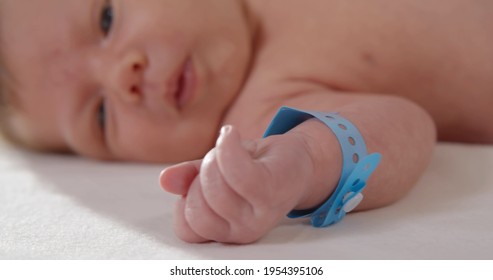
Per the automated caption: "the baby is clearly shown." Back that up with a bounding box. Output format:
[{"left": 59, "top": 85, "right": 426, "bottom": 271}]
[{"left": 1, "top": 0, "right": 492, "bottom": 244}]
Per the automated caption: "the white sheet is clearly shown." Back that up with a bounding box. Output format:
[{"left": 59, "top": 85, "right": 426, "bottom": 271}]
[{"left": 1, "top": 139, "right": 492, "bottom": 260}]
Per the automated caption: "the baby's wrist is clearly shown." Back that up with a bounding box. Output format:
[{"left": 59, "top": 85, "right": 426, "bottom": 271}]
[
  {"left": 288, "top": 119, "right": 343, "bottom": 210},
  {"left": 264, "top": 106, "right": 382, "bottom": 227}
]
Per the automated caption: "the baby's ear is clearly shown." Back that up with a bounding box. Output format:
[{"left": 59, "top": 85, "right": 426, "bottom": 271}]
[{"left": 159, "top": 160, "right": 201, "bottom": 196}]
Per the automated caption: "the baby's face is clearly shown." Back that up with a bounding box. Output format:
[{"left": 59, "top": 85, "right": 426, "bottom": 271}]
[{"left": 1, "top": 0, "right": 253, "bottom": 162}]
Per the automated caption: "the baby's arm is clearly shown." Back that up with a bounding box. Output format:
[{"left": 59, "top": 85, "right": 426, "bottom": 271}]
[
  {"left": 284, "top": 94, "right": 436, "bottom": 212},
  {"left": 160, "top": 93, "right": 436, "bottom": 244}
]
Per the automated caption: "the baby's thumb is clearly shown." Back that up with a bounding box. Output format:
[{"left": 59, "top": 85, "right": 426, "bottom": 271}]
[{"left": 159, "top": 160, "right": 201, "bottom": 196}]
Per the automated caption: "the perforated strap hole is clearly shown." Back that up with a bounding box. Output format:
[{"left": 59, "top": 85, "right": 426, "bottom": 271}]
[
  {"left": 348, "top": 137, "right": 356, "bottom": 146},
  {"left": 338, "top": 124, "right": 348, "bottom": 130},
  {"left": 353, "top": 153, "right": 360, "bottom": 163},
  {"left": 352, "top": 179, "right": 361, "bottom": 186},
  {"left": 325, "top": 115, "right": 335, "bottom": 120}
]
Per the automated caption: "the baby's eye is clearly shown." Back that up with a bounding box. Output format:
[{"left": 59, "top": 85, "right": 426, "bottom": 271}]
[
  {"left": 97, "top": 101, "right": 106, "bottom": 130},
  {"left": 100, "top": 1, "right": 113, "bottom": 36}
]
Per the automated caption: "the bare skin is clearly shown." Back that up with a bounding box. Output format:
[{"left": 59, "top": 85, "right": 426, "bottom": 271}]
[
  {"left": 161, "top": 0, "right": 493, "bottom": 243},
  {"left": 1, "top": 0, "right": 492, "bottom": 243}
]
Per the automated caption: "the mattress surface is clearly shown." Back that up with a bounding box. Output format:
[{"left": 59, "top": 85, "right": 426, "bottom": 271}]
[{"left": 1, "top": 140, "right": 492, "bottom": 259}]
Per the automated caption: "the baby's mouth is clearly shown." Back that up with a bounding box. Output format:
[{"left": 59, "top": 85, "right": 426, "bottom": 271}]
[
  {"left": 174, "top": 67, "right": 185, "bottom": 106},
  {"left": 173, "top": 58, "right": 195, "bottom": 110}
]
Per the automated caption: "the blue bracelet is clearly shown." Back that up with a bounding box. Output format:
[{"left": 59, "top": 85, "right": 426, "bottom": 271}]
[{"left": 263, "top": 107, "right": 382, "bottom": 227}]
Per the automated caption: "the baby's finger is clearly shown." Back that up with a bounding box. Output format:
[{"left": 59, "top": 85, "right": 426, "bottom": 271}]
[
  {"left": 200, "top": 147, "right": 254, "bottom": 228},
  {"left": 173, "top": 198, "right": 209, "bottom": 243},
  {"left": 184, "top": 176, "right": 233, "bottom": 242},
  {"left": 160, "top": 160, "right": 201, "bottom": 196},
  {"left": 215, "top": 126, "right": 267, "bottom": 204}
]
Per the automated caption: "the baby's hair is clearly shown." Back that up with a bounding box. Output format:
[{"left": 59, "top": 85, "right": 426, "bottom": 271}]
[
  {"left": 0, "top": 58, "right": 62, "bottom": 152},
  {"left": 0, "top": 65, "right": 16, "bottom": 144},
  {"left": 0, "top": 48, "right": 23, "bottom": 146},
  {"left": 0, "top": 4, "right": 7, "bottom": 142},
  {"left": 0, "top": 78, "right": 35, "bottom": 149},
  {"left": 0, "top": 9, "right": 22, "bottom": 147}
]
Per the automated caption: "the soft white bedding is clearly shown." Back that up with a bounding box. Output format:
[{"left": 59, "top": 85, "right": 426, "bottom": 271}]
[{"left": 1, "top": 139, "right": 492, "bottom": 260}]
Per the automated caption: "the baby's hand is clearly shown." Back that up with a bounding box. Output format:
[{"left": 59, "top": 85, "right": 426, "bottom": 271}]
[{"left": 160, "top": 125, "right": 315, "bottom": 244}]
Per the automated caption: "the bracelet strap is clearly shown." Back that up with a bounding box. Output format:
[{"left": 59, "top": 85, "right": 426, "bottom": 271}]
[{"left": 263, "top": 106, "right": 382, "bottom": 227}]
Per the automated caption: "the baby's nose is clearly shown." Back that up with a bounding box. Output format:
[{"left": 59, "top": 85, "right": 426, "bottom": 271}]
[{"left": 107, "top": 50, "right": 148, "bottom": 104}]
